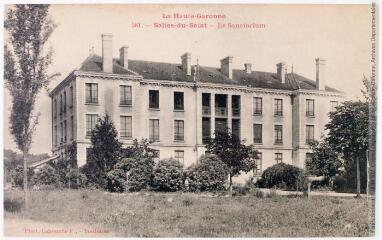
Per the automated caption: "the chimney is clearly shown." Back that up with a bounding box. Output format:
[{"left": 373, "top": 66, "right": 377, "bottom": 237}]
[
  {"left": 119, "top": 45, "right": 129, "bottom": 69},
  {"left": 315, "top": 58, "right": 326, "bottom": 90},
  {"left": 181, "top": 52, "right": 191, "bottom": 75},
  {"left": 102, "top": 33, "right": 113, "bottom": 73},
  {"left": 276, "top": 62, "right": 286, "bottom": 84},
  {"left": 244, "top": 63, "right": 252, "bottom": 74},
  {"left": 220, "top": 56, "right": 233, "bottom": 79}
]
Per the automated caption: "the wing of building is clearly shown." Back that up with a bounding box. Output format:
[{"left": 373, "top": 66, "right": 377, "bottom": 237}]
[{"left": 49, "top": 34, "right": 344, "bottom": 181}]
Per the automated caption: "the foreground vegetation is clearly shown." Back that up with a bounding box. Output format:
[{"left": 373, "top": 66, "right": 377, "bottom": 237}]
[{"left": 4, "top": 189, "right": 371, "bottom": 237}]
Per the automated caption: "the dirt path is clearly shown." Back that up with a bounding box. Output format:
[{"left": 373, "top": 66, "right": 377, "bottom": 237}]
[{"left": 4, "top": 217, "right": 115, "bottom": 237}]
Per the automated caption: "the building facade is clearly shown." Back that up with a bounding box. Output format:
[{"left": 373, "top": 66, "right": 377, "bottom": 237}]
[{"left": 49, "top": 34, "right": 344, "bottom": 180}]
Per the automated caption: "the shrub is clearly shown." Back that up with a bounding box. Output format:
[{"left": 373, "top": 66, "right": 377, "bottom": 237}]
[
  {"left": 31, "top": 165, "right": 60, "bottom": 188},
  {"left": 4, "top": 195, "right": 23, "bottom": 212},
  {"left": 187, "top": 155, "right": 229, "bottom": 192},
  {"left": 106, "top": 168, "right": 126, "bottom": 192},
  {"left": 9, "top": 165, "right": 34, "bottom": 188},
  {"left": 66, "top": 168, "right": 87, "bottom": 189},
  {"left": 257, "top": 163, "right": 306, "bottom": 191},
  {"left": 124, "top": 158, "right": 154, "bottom": 192},
  {"left": 151, "top": 158, "right": 184, "bottom": 192},
  {"left": 232, "top": 186, "right": 250, "bottom": 196}
]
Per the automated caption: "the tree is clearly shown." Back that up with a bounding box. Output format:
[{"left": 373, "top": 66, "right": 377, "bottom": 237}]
[
  {"left": 205, "top": 130, "right": 259, "bottom": 191},
  {"left": 306, "top": 140, "right": 343, "bottom": 180},
  {"left": 4, "top": 5, "right": 58, "bottom": 207},
  {"left": 82, "top": 114, "right": 122, "bottom": 189},
  {"left": 326, "top": 101, "right": 369, "bottom": 197}
]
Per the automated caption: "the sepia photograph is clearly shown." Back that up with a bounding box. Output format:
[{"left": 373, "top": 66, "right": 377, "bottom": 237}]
[{"left": 2, "top": 2, "right": 377, "bottom": 238}]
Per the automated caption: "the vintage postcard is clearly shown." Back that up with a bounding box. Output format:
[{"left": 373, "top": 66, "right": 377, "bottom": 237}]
[{"left": 2, "top": 2, "right": 378, "bottom": 238}]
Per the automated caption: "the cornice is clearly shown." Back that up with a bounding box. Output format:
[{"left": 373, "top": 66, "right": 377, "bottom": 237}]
[
  {"left": 293, "top": 89, "right": 345, "bottom": 98},
  {"left": 74, "top": 70, "right": 142, "bottom": 81},
  {"left": 49, "top": 71, "right": 76, "bottom": 97}
]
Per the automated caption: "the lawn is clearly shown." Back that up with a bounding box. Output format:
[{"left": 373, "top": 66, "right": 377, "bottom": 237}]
[{"left": 4, "top": 189, "right": 372, "bottom": 237}]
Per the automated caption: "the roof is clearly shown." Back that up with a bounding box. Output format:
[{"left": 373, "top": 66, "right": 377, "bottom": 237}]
[
  {"left": 28, "top": 155, "right": 60, "bottom": 169},
  {"left": 77, "top": 54, "right": 340, "bottom": 92}
]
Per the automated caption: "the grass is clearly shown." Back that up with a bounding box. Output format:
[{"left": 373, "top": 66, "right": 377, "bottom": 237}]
[{"left": 4, "top": 189, "right": 372, "bottom": 237}]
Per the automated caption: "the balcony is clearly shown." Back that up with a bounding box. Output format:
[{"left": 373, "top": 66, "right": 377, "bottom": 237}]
[
  {"left": 202, "top": 106, "right": 211, "bottom": 116},
  {"left": 215, "top": 107, "right": 227, "bottom": 117},
  {"left": 232, "top": 108, "right": 240, "bottom": 117}
]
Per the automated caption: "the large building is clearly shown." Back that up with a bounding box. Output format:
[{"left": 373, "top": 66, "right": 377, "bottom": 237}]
[{"left": 49, "top": 34, "right": 343, "bottom": 178}]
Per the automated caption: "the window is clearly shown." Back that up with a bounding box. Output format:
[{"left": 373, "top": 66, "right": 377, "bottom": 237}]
[
  {"left": 63, "top": 91, "right": 67, "bottom": 112},
  {"left": 232, "top": 95, "right": 240, "bottom": 116},
  {"left": 120, "top": 116, "right": 132, "bottom": 138},
  {"left": 149, "top": 119, "right": 160, "bottom": 141},
  {"left": 64, "top": 120, "right": 67, "bottom": 142},
  {"left": 54, "top": 125, "right": 57, "bottom": 146},
  {"left": 253, "top": 152, "right": 262, "bottom": 175},
  {"left": 60, "top": 122, "right": 63, "bottom": 143},
  {"left": 306, "top": 125, "right": 315, "bottom": 144},
  {"left": 86, "top": 114, "right": 98, "bottom": 136},
  {"left": 274, "top": 98, "right": 283, "bottom": 116},
  {"left": 215, "top": 118, "right": 227, "bottom": 133},
  {"left": 60, "top": 94, "right": 63, "bottom": 115},
  {"left": 70, "top": 116, "right": 74, "bottom": 140},
  {"left": 149, "top": 90, "right": 159, "bottom": 109},
  {"left": 232, "top": 119, "right": 240, "bottom": 140},
  {"left": 120, "top": 85, "right": 132, "bottom": 105},
  {"left": 330, "top": 101, "right": 338, "bottom": 112},
  {"left": 202, "top": 93, "right": 211, "bottom": 115},
  {"left": 54, "top": 99, "right": 57, "bottom": 118},
  {"left": 202, "top": 118, "right": 211, "bottom": 144},
  {"left": 275, "top": 153, "right": 283, "bottom": 164},
  {"left": 254, "top": 97, "right": 263, "bottom": 115},
  {"left": 85, "top": 83, "right": 98, "bottom": 104},
  {"left": 70, "top": 86, "right": 74, "bottom": 107},
  {"left": 174, "top": 150, "right": 184, "bottom": 165},
  {"left": 253, "top": 124, "right": 262, "bottom": 144},
  {"left": 306, "top": 99, "right": 315, "bottom": 116},
  {"left": 174, "top": 92, "right": 184, "bottom": 110},
  {"left": 174, "top": 120, "right": 184, "bottom": 141},
  {"left": 274, "top": 125, "right": 283, "bottom": 144},
  {"left": 306, "top": 153, "right": 313, "bottom": 162},
  {"left": 152, "top": 150, "right": 160, "bottom": 161}
]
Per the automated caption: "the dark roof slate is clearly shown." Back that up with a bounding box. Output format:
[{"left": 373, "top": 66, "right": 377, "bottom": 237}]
[{"left": 78, "top": 54, "right": 340, "bottom": 92}]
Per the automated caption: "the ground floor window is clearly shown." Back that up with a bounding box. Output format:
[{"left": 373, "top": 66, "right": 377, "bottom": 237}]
[
  {"left": 86, "top": 114, "right": 98, "bottom": 136},
  {"left": 174, "top": 150, "right": 184, "bottom": 165},
  {"left": 253, "top": 152, "right": 262, "bottom": 175},
  {"left": 275, "top": 153, "right": 283, "bottom": 164},
  {"left": 149, "top": 119, "right": 160, "bottom": 141}
]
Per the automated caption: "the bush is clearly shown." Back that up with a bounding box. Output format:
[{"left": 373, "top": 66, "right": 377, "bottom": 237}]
[
  {"left": 257, "top": 163, "right": 306, "bottom": 191},
  {"left": 232, "top": 186, "right": 250, "bottom": 196},
  {"left": 31, "top": 165, "right": 61, "bottom": 188},
  {"left": 66, "top": 168, "right": 87, "bottom": 189},
  {"left": 106, "top": 169, "right": 126, "bottom": 192},
  {"left": 187, "top": 155, "right": 229, "bottom": 192},
  {"left": 4, "top": 196, "right": 23, "bottom": 212},
  {"left": 124, "top": 158, "right": 154, "bottom": 192},
  {"left": 151, "top": 158, "right": 184, "bottom": 192},
  {"left": 9, "top": 165, "right": 34, "bottom": 188}
]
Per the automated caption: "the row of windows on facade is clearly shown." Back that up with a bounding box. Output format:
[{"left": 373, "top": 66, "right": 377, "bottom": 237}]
[
  {"left": 54, "top": 116, "right": 74, "bottom": 145},
  {"left": 83, "top": 83, "right": 339, "bottom": 116},
  {"left": 54, "top": 86, "right": 74, "bottom": 118}
]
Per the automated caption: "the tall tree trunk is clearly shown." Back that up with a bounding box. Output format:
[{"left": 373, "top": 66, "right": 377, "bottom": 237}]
[
  {"left": 356, "top": 157, "right": 361, "bottom": 197},
  {"left": 23, "top": 148, "right": 29, "bottom": 209}
]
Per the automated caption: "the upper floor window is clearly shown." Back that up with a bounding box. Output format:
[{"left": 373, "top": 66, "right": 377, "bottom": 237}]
[
  {"left": 54, "top": 99, "right": 57, "bottom": 118},
  {"left": 306, "top": 125, "right": 315, "bottom": 144},
  {"left": 85, "top": 83, "right": 98, "bottom": 104},
  {"left": 254, "top": 152, "right": 262, "bottom": 175},
  {"left": 202, "top": 118, "right": 211, "bottom": 144},
  {"left": 70, "top": 86, "right": 74, "bottom": 107},
  {"left": 253, "top": 97, "right": 263, "bottom": 115},
  {"left": 60, "top": 122, "right": 63, "bottom": 143},
  {"left": 306, "top": 99, "right": 315, "bottom": 116},
  {"left": 274, "top": 125, "right": 283, "bottom": 144},
  {"left": 63, "top": 91, "right": 67, "bottom": 112},
  {"left": 330, "top": 101, "right": 338, "bottom": 112},
  {"left": 120, "top": 85, "right": 132, "bottom": 106},
  {"left": 70, "top": 116, "right": 74, "bottom": 140},
  {"left": 174, "top": 92, "right": 184, "bottom": 110},
  {"left": 275, "top": 153, "right": 283, "bottom": 164},
  {"left": 149, "top": 90, "right": 159, "bottom": 109},
  {"left": 60, "top": 94, "right": 63, "bottom": 115},
  {"left": 174, "top": 120, "right": 184, "bottom": 141},
  {"left": 274, "top": 98, "right": 283, "bottom": 116},
  {"left": 149, "top": 119, "right": 160, "bottom": 141},
  {"left": 174, "top": 150, "right": 184, "bottom": 165},
  {"left": 253, "top": 124, "right": 262, "bottom": 144},
  {"left": 120, "top": 116, "right": 132, "bottom": 138},
  {"left": 86, "top": 114, "right": 98, "bottom": 136}
]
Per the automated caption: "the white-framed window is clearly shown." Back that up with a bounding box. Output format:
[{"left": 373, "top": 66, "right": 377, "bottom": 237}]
[
  {"left": 174, "top": 92, "right": 184, "bottom": 110},
  {"left": 254, "top": 152, "right": 262, "bottom": 175},
  {"left": 274, "top": 98, "right": 283, "bottom": 116},
  {"left": 120, "top": 116, "right": 132, "bottom": 138},
  {"left": 149, "top": 119, "right": 160, "bottom": 141},
  {"left": 174, "top": 150, "right": 184, "bottom": 165},
  {"left": 306, "top": 125, "right": 315, "bottom": 144},
  {"left": 174, "top": 120, "right": 184, "bottom": 141},
  {"left": 253, "top": 97, "right": 262, "bottom": 115},
  {"left": 149, "top": 90, "right": 159, "bottom": 109},
  {"left": 85, "top": 83, "right": 98, "bottom": 104},
  {"left": 306, "top": 99, "right": 315, "bottom": 116},
  {"left": 274, "top": 125, "right": 283, "bottom": 144},
  {"left": 86, "top": 114, "right": 98, "bottom": 136},
  {"left": 275, "top": 153, "right": 283, "bottom": 164},
  {"left": 120, "top": 85, "right": 132, "bottom": 105},
  {"left": 253, "top": 124, "right": 262, "bottom": 143}
]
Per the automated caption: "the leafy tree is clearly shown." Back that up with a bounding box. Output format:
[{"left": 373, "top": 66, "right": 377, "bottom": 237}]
[
  {"left": 151, "top": 158, "right": 184, "bottom": 192},
  {"left": 205, "top": 130, "right": 259, "bottom": 191},
  {"left": 82, "top": 114, "right": 122, "bottom": 189},
  {"left": 306, "top": 140, "right": 343, "bottom": 179},
  {"left": 4, "top": 5, "right": 58, "bottom": 206},
  {"left": 31, "top": 165, "right": 60, "bottom": 187},
  {"left": 326, "top": 101, "right": 369, "bottom": 196}
]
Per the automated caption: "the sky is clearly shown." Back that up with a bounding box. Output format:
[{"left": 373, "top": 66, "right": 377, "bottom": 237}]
[{"left": 3, "top": 4, "right": 372, "bottom": 154}]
